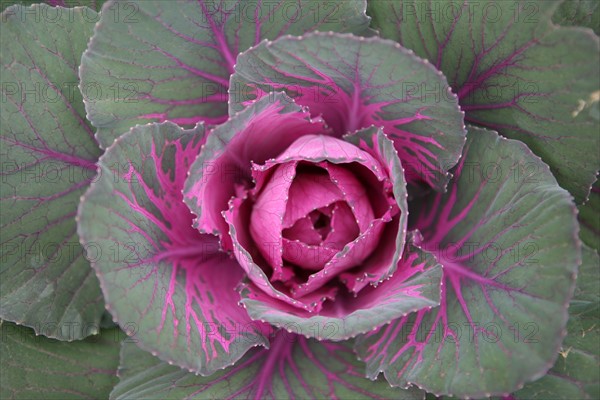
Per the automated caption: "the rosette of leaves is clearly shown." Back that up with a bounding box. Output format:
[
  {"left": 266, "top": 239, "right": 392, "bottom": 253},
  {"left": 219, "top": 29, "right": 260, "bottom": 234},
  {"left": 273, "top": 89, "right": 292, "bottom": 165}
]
[{"left": 1, "top": 1, "right": 598, "bottom": 399}]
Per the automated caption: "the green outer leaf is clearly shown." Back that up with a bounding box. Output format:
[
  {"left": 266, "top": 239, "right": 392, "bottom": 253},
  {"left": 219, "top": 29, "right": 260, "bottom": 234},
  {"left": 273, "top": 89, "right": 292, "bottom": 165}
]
[
  {"left": 0, "top": 320, "right": 122, "bottom": 400},
  {"left": 0, "top": 4, "right": 104, "bottom": 340},
  {"left": 552, "top": 0, "right": 600, "bottom": 34},
  {"left": 0, "top": 1, "right": 107, "bottom": 12},
  {"left": 368, "top": 0, "right": 600, "bottom": 203},
  {"left": 569, "top": 246, "right": 600, "bottom": 317},
  {"left": 229, "top": 32, "right": 467, "bottom": 192},
  {"left": 77, "top": 121, "right": 270, "bottom": 375},
  {"left": 514, "top": 245, "right": 599, "bottom": 399},
  {"left": 79, "top": 0, "right": 373, "bottom": 149},
  {"left": 579, "top": 180, "right": 600, "bottom": 252},
  {"left": 355, "top": 126, "right": 580, "bottom": 397},
  {"left": 111, "top": 334, "right": 425, "bottom": 400}
]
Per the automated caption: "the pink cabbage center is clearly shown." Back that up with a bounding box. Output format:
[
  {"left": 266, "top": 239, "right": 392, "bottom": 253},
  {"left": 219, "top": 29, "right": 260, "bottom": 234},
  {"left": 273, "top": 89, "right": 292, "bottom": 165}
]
[{"left": 245, "top": 154, "right": 396, "bottom": 309}]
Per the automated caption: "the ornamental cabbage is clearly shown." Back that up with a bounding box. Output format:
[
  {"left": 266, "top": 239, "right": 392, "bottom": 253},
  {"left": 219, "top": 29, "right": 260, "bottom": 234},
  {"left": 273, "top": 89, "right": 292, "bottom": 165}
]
[{"left": 1, "top": 1, "right": 598, "bottom": 399}]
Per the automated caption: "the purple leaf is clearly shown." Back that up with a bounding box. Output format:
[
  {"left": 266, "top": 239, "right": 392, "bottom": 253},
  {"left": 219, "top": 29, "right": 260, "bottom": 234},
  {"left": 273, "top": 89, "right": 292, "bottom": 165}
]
[{"left": 77, "top": 121, "right": 269, "bottom": 375}]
